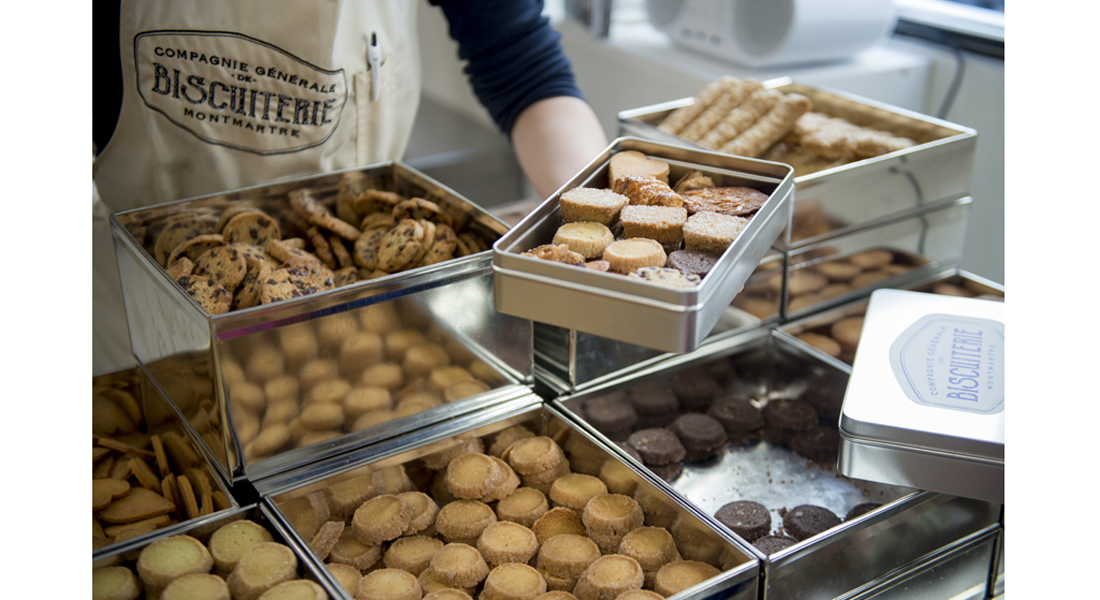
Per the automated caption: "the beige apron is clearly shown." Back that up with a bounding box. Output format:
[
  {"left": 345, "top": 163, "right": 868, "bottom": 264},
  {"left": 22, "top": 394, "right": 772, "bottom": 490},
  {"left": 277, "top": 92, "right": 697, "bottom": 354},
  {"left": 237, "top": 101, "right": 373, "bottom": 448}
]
[{"left": 92, "top": 0, "right": 421, "bottom": 373}]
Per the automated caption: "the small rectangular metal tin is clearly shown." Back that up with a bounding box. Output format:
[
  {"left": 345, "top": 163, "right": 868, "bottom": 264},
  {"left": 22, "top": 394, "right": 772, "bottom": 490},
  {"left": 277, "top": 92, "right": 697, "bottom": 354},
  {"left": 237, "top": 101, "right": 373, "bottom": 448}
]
[
  {"left": 839, "top": 289, "right": 1004, "bottom": 503},
  {"left": 492, "top": 137, "right": 794, "bottom": 354},
  {"left": 264, "top": 397, "right": 759, "bottom": 600},
  {"left": 617, "top": 78, "right": 977, "bottom": 251},
  {"left": 110, "top": 163, "right": 534, "bottom": 485}
]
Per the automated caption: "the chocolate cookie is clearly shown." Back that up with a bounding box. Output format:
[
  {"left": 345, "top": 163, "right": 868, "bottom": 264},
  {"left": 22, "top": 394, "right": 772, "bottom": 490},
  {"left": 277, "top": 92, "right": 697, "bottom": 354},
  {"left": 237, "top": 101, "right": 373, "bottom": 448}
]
[
  {"left": 762, "top": 399, "right": 818, "bottom": 446},
  {"left": 666, "top": 249, "right": 722, "bottom": 278},
  {"left": 668, "top": 413, "right": 726, "bottom": 462},
  {"left": 752, "top": 535, "right": 798, "bottom": 555},
  {"left": 626, "top": 428, "right": 685, "bottom": 466},
  {"left": 222, "top": 210, "right": 282, "bottom": 248},
  {"left": 844, "top": 503, "right": 882, "bottom": 521},
  {"left": 670, "top": 370, "right": 722, "bottom": 412},
  {"left": 176, "top": 274, "right": 232, "bottom": 315},
  {"left": 707, "top": 399, "right": 764, "bottom": 444},
  {"left": 790, "top": 426, "right": 840, "bottom": 463},
  {"left": 193, "top": 245, "right": 248, "bottom": 293},
  {"left": 648, "top": 462, "right": 683, "bottom": 482},
  {"left": 626, "top": 389, "right": 680, "bottom": 429},
  {"left": 781, "top": 505, "right": 840, "bottom": 541},
  {"left": 376, "top": 219, "right": 425, "bottom": 272},
  {"left": 584, "top": 396, "right": 638, "bottom": 441},
  {"left": 715, "top": 501, "right": 770, "bottom": 542}
]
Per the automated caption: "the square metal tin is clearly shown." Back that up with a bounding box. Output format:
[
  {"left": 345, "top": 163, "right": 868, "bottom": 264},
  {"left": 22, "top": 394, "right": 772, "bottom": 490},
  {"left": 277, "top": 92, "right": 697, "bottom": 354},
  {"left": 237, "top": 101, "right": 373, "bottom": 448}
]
[
  {"left": 492, "top": 137, "right": 794, "bottom": 354},
  {"left": 839, "top": 289, "right": 1004, "bottom": 503}
]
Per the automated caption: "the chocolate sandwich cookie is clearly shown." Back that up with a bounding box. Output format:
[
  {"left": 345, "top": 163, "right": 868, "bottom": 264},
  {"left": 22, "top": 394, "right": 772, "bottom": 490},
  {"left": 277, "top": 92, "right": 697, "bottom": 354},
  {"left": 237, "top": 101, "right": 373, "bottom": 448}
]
[
  {"left": 584, "top": 396, "right": 638, "bottom": 441},
  {"left": 762, "top": 399, "right": 818, "bottom": 446},
  {"left": 714, "top": 500, "right": 770, "bottom": 542},
  {"left": 706, "top": 398, "right": 764, "bottom": 444},
  {"left": 627, "top": 428, "right": 686, "bottom": 466},
  {"left": 844, "top": 503, "right": 882, "bottom": 521},
  {"left": 670, "top": 370, "right": 722, "bottom": 412},
  {"left": 668, "top": 413, "right": 727, "bottom": 462},
  {"left": 626, "top": 388, "right": 680, "bottom": 429},
  {"left": 781, "top": 505, "right": 840, "bottom": 541},
  {"left": 752, "top": 535, "right": 798, "bottom": 555},
  {"left": 790, "top": 426, "right": 840, "bottom": 463},
  {"left": 666, "top": 249, "right": 722, "bottom": 279}
]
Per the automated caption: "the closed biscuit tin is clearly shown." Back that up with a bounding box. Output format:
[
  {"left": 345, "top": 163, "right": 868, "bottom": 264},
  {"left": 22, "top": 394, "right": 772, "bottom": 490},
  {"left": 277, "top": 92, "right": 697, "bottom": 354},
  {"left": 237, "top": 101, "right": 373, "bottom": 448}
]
[
  {"left": 617, "top": 79, "right": 978, "bottom": 251},
  {"left": 492, "top": 137, "right": 794, "bottom": 354},
  {"left": 111, "top": 163, "right": 534, "bottom": 485},
  {"left": 839, "top": 289, "right": 1004, "bottom": 503}
]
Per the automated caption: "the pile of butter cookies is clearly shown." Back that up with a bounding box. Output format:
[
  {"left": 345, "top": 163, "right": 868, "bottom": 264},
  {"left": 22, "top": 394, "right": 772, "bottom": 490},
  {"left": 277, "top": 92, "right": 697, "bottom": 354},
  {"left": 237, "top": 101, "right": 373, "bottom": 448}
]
[
  {"left": 658, "top": 76, "right": 916, "bottom": 176},
  {"left": 521, "top": 150, "right": 771, "bottom": 288},
  {"left": 92, "top": 517, "right": 329, "bottom": 600},
  {"left": 93, "top": 378, "right": 230, "bottom": 552},
  {"left": 275, "top": 423, "right": 737, "bottom": 600},
  {"left": 145, "top": 181, "right": 493, "bottom": 315}
]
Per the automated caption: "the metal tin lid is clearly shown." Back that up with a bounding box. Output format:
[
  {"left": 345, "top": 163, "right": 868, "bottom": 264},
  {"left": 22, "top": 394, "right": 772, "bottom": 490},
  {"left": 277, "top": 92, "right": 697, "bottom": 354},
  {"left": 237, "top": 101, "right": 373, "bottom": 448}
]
[{"left": 838, "top": 289, "right": 1003, "bottom": 503}]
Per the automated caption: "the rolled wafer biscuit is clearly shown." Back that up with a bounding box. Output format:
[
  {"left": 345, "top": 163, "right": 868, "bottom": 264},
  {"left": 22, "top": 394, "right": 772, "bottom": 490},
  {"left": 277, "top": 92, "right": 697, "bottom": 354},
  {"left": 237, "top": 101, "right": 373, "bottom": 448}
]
[
  {"left": 552, "top": 222, "right": 615, "bottom": 260},
  {"left": 657, "top": 76, "right": 739, "bottom": 135},
  {"left": 679, "top": 78, "right": 762, "bottom": 142},
  {"left": 602, "top": 239, "right": 667, "bottom": 274},
  {"left": 721, "top": 93, "right": 812, "bottom": 158},
  {"left": 697, "top": 87, "right": 780, "bottom": 149}
]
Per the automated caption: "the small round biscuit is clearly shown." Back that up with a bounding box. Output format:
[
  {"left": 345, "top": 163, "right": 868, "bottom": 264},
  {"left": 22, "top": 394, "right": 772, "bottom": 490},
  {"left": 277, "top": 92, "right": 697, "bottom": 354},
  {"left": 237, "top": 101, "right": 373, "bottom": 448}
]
[
  {"left": 573, "top": 555, "right": 643, "bottom": 600},
  {"left": 429, "top": 543, "right": 490, "bottom": 589},
  {"left": 384, "top": 535, "right": 445, "bottom": 576},
  {"left": 795, "top": 332, "right": 842, "bottom": 359},
  {"left": 399, "top": 491, "right": 441, "bottom": 536},
  {"left": 531, "top": 507, "right": 586, "bottom": 545},
  {"left": 616, "top": 526, "right": 680, "bottom": 573},
  {"left": 435, "top": 499, "right": 497, "bottom": 543},
  {"left": 356, "top": 568, "right": 423, "bottom": 600},
  {"left": 328, "top": 528, "right": 383, "bottom": 571},
  {"left": 222, "top": 210, "right": 281, "bottom": 248},
  {"left": 161, "top": 573, "right": 231, "bottom": 600},
  {"left": 506, "top": 437, "right": 566, "bottom": 475},
  {"left": 848, "top": 249, "right": 894, "bottom": 269},
  {"left": 496, "top": 487, "right": 550, "bottom": 528},
  {"left": 353, "top": 494, "right": 413, "bottom": 545},
  {"left": 327, "top": 563, "right": 363, "bottom": 597},
  {"left": 548, "top": 474, "right": 608, "bottom": 514},
  {"left": 258, "top": 579, "right": 327, "bottom": 600},
  {"left": 445, "top": 453, "right": 505, "bottom": 499},
  {"left": 830, "top": 316, "right": 865, "bottom": 352},
  {"left": 536, "top": 533, "right": 600, "bottom": 580},
  {"left": 477, "top": 521, "right": 540, "bottom": 567},
  {"left": 137, "top": 535, "right": 215, "bottom": 595},
  {"left": 481, "top": 563, "right": 547, "bottom": 600},
  {"left": 653, "top": 560, "right": 721, "bottom": 598},
  {"left": 92, "top": 566, "right": 142, "bottom": 600},
  {"left": 226, "top": 542, "right": 298, "bottom": 600},
  {"left": 208, "top": 519, "right": 275, "bottom": 575},
  {"left": 376, "top": 219, "right": 426, "bottom": 272}
]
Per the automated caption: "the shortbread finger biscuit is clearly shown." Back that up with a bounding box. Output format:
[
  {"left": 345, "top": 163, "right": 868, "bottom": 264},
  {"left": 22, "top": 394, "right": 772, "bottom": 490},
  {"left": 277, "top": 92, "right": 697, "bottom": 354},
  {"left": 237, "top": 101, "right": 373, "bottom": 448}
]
[
  {"left": 681, "top": 78, "right": 763, "bottom": 143},
  {"left": 384, "top": 535, "right": 445, "bottom": 575},
  {"left": 161, "top": 573, "right": 231, "bottom": 600},
  {"left": 328, "top": 528, "right": 384, "bottom": 571},
  {"left": 573, "top": 555, "right": 644, "bottom": 600},
  {"left": 92, "top": 566, "right": 142, "bottom": 600},
  {"left": 357, "top": 569, "right": 423, "bottom": 600},
  {"left": 208, "top": 519, "right": 275, "bottom": 575},
  {"left": 226, "top": 542, "right": 297, "bottom": 600},
  {"left": 531, "top": 507, "right": 586, "bottom": 544},
  {"left": 552, "top": 222, "right": 615, "bottom": 260},
  {"left": 619, "top": 205, "right": 687, "bottom": 245},
  {"left": 223, "top": 211, "right": 282, "bottom": 248},
  {"left": 435, "top": 499, "right": 497, "bottom": 543},
  {"left": 506, "top": 437, "right": 566, "bottom": 475},
  {"left": 430, "top": 543, "right": 490, "bottom": 589},
  {"left": 658, "top": 76, "right": 739, "bottom": 135},
  {"left": 697, "top": 86, "right": 779, "bottom": 149},
  {"left": 481, "top": 563, "right": 548, "bottom": 600},
  {"left": 609, "top": 150, "right": 670, "bottom": 185},
  {"left": 682, "top": 212, "right": 749, "bottom": 254},
  {"left": 353, "top": 494, "right": 412, "bottom": 545},
  {"left": 721, "top": 93, "right": 812, "bottom": 158},
  {"left": 602, "top": 239, "right": 667, "bottom": 274},
  {"left": 496, "top": 487, "right": 550, "bottom": 528},
  {"left": 558, "top": 188, "right": 629, "bottom": 226},
  {"left": 136, "top": 534, "right": 214, "bottom": 596},
  {"left": 477, "top": 521, "right": 540, "bottom": 567},
  {"left": 548, "top": 474, "right": 608, "bottom": 515},
  {"left": 537, "top": 533, "right": 600, "bottom": 580}
]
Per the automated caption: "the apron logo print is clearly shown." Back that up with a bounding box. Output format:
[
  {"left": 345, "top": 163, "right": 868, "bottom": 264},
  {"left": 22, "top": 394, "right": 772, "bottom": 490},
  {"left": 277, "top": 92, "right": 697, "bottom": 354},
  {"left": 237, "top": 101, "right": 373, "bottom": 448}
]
[{"left": 136, "top": 30, "right": 348, "bottom": 155}]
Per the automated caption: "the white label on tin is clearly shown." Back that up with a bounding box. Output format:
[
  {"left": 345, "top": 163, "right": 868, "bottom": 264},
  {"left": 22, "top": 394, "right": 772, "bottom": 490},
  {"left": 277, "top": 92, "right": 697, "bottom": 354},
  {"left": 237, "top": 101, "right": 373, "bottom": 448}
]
[
  {"left": 134, "top": 30, "right": 347, "bottom": 154},
  {"left": 888, "top": 313, "right": 1004, "bottom": 414}
]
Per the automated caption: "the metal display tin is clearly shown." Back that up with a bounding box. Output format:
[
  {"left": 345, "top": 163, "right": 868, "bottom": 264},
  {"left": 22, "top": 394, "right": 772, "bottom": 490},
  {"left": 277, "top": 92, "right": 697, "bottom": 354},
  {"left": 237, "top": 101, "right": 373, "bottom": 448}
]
[
  {"left": 111, "top": 163, "right": 533, "bottom": 486},
  {"left": 93, "top": 366, "right": 238, "bottom": 558},
  {"left": 535, "top": 249, "right": 786, "bottom": 394},
  {"left": 554, "top": 330, "right": 1001, "bottom": 599},
  {"left": 617, "top": 78, "right": 978, "bottom": 250},
  {"left": 493, "top": 137, "right": 795, "bottom": 354},
  {"left": 778, "top": 268, "right": 1005, "bottom": 368},
  {"left": 839, "top": 290, "right": 1004, "bottom": 504},
  {"left": 93, "top": 502, "right": 344, "bottom": 599},
  {"left": 780, "top": 196, "right": 973, "bottom": 321},
  {"left": 264, "top": 396, "right": 759, "bottom": 600}
]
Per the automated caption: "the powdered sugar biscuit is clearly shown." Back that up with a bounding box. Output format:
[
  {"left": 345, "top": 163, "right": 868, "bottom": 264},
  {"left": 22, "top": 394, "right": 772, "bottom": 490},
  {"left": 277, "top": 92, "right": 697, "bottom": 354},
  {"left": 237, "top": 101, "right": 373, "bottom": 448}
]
[{"left": 222, "top": 210, "right": 282, "bottom": 247}]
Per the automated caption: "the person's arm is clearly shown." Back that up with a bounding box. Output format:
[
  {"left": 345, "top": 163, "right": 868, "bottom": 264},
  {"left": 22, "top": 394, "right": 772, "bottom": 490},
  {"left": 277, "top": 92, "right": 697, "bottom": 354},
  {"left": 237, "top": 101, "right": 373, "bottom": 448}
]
[
  {"left": 510, "top": 95, "right": 608, "bottom": 199},
  {"left": 430, "top": 0, "right": 608, "bottom": 198}
]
